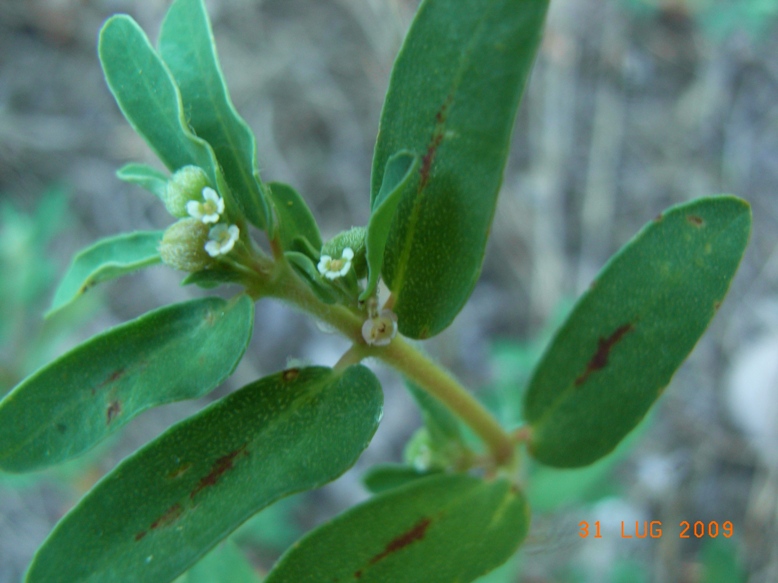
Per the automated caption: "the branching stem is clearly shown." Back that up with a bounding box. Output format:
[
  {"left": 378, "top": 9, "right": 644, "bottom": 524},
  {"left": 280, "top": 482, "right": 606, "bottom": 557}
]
[
  {"left": 244, "top": 253, "right": 515, "bottom": 468},
  {"left": 378, "top": 338, "right": 515, "bottom": 466}
]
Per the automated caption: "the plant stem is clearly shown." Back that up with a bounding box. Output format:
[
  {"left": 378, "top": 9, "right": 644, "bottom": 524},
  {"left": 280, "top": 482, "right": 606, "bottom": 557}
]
[
  {"left": 378, "top": 338, "right": 515, "bottom": 466},
  {"left": 248, "top": 256, "right": 514, "bottom": 467},
  {"left": 259, "top": 259, "right": 364, "bottom": 342},
  {"left": 334, "top": 343, "right": 368, "bottom": 371}
]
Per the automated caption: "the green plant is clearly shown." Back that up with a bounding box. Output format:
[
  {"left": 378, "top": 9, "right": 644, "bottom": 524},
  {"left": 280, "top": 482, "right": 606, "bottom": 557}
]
[{"left": 0, "top": 0, "right": 751, "bottom": 581}]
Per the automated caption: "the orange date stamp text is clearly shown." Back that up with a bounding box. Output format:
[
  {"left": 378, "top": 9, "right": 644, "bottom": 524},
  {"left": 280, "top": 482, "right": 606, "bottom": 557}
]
[{"left": 578, "top": 520, "right": 734, "bottom": 539}]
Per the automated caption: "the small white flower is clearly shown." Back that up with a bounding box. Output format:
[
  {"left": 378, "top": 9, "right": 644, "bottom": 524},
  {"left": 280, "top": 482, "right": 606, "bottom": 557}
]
[
  {"left": 205, "top": 224, "right": 239, "bottom": 257},
  {"left": 187, "top": 187, "right": 225, "bottom": 224},
  {"left": 362, "top": 309, "right": 398, "bottom": 346},
  {"left": 317, "top": 247, "right": 354, "bottom": 280}
]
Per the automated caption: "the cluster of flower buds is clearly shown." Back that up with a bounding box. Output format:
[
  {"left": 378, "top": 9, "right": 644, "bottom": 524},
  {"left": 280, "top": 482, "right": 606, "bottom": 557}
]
[
  {"left": 158, "top": 166, "right": 241, "bottom": 272},
  {"left": 318, "top": 226, "right": 367, "bottom": 279},
  {"left": 316, "top": 228, "right": 398, "bottom": 346}
]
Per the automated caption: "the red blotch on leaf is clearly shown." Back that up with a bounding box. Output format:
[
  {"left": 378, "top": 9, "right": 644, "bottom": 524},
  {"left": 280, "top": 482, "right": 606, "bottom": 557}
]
[
  {"left": 368, "top": 518, "right": 431, "bottom": 566},
  {"left": 282, "top": 368, "right": 300, "bottom": 382},
  {"left": 190, "top": 445, "right": 248, "bottom": 500},
  {"left": 106, "top": 401, "right": 121, "bottom": 424},
  {"left": 575, "top": 324, "right": 634, "bottom": 387},
  {"left": 418, "top": 96, "right": 452, "bottom": 191},
  {"left": 150, "top": 503, "right": 184, "bottom": 530},
  {"left": 106, "top": 368, "right": 126, "bottom": 384},
  {"left": 134, "top": 531, "right": 147, "bottom": 541},
  {"left": 167, "top": 462, "right": 192, "bottom": 480},
  {"left": 419, "top": 133, "right": 443, "bottom": 191},
  {"left": 94, "top": 367, "right": 127, "bottom": 394},
  {"left": 686, "top": 215, "right": 704, "bottom": 227}
]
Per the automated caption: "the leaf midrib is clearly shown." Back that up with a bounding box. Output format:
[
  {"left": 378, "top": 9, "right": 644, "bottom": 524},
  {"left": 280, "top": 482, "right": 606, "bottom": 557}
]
[
  {"left": 169, "top": 9, "right": 261, "bottom": 215},
  {"left": 390, "top": 5, "right": 500, "bottom": 304},
  {"left": 107, "top": 18, "right": 203, "bottom": 171},
  {"left": 528, "top": 209, "right": 746, "bottom": 434}
]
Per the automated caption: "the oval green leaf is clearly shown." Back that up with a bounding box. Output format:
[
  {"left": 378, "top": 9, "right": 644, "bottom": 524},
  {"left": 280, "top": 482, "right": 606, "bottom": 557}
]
[
  {"left": 175, "top": 541, "right": 261, "bottom": 583},
  {"left": 117, "top": 163, "right": 169, "bottom": 200},
  {"left": 527, "top": 415, "right": 651, "bottom": 512},
  {"left": 0, "top": 295, "right": 254, "bottom": 472},
  {"left": 373, "top": 0, "right": 549, "bottom": 339},
  {"left": 266, "top": 474, "right": 529, "bottom": 583},
  {"left": 181, "top": 267, "right": 247, "bottom": 289},
  {"left": 98, "top": 16, "right": 239, "bottom": 222},
  {"left": 157, "top": 0, "right": 270, "bottom": 230},
  {"left": 25, "top": 365, "right": 383, "bottom": 583},
  {"left": 46, "top": 231, "right": 163, "bottom": 317},
  {"left": 362, "top": 463, "right": 438, "bottom": 495},
  {"left": 361, "top": 151, "right": 419, "bottom": 302},
  {"left": 267, "top": 182, "right": 322, "bottom": 253},
  {"left": 524, "top": 196, "right": 751, "bottom": 467}
]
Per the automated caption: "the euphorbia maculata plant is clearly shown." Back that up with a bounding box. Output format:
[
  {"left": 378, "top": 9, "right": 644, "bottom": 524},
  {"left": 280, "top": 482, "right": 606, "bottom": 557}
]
[{"left": 0, "top": 0, "right": 750, "bottom": 581}]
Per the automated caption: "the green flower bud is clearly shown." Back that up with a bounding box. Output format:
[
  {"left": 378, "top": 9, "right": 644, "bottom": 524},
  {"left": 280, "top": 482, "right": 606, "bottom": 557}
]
[
  {"left": 164, "top": 166, "right": 210, "bottom": 218},
  {"left": 159, "top": 218, "right": 214, "bottom": 272},
  {"left": 321, "top": 226, "right": 367, "bottom": 278}
]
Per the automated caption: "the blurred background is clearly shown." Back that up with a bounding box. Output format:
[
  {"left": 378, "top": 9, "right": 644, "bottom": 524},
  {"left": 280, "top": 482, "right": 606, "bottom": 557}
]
[{"left": 1, "top": 0, "right": 777, "bottom": 581}]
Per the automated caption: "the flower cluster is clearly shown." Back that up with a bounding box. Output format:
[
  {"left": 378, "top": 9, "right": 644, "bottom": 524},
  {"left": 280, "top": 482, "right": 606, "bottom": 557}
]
[
  {"left": 187, "top": 187, "right": 224, "bottom": 224},
  {"left": 318, "top": 247, "right": 354, "bottom": 280},
  {"left": 185, "top": 186, "right": 239, "bottom": 258},
  {"left": 159, "top": 168, "right": 242, "bottom": 272},
  {"left": 205, "top": 223, "right": 240, "bottom": 257}
]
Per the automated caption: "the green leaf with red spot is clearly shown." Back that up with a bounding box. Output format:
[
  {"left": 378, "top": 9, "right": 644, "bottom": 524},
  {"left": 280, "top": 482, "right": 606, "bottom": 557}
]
[
  {"left": 524, "top": 196, "right": 751, "bottom": 467},
  {"left": 372, "top": 0, "right": 549, "bottom": 339},
  {"left": 25, "top": 365, "right": 383, "bottom": 583},
  {"left": 265, "top": 474, "right": 529, "bottom": 583},
  {"left": 157, "top": 0, "right": 270, "bottom": 230},
  {"left": 46, "top": 230, "right": 164, "bottom": 317},
  {"left": 0, "top": 295, "right": 254, "bottom": 472}
]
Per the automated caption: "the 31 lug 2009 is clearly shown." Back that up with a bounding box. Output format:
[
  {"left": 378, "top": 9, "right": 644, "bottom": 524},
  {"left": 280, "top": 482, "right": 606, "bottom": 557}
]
[{"left": 578, "top": 520, "right": 733, "bottom": 539}]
